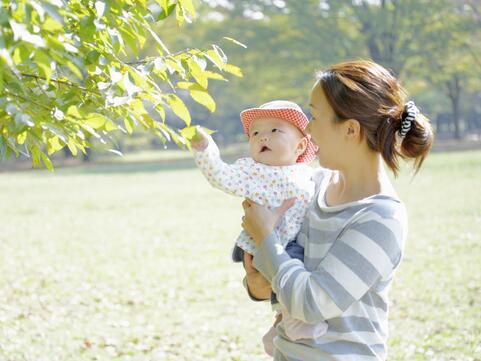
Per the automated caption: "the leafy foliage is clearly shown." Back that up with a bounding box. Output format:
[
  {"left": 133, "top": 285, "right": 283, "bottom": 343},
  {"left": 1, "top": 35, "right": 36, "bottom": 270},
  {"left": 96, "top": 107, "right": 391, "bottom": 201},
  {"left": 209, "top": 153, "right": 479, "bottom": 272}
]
[{"left": 0, "top": 0, "right": 243, "bottom": 170}]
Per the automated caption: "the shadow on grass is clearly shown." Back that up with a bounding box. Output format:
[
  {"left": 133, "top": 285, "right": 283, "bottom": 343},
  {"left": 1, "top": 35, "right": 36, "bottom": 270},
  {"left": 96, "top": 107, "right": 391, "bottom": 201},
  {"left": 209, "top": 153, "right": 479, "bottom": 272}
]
[
  {"left": 59, "top": 159, "right": 197, "bottom": 175},
  {"left": 51, "top": 155, "right": 243, "bottom": 175}
]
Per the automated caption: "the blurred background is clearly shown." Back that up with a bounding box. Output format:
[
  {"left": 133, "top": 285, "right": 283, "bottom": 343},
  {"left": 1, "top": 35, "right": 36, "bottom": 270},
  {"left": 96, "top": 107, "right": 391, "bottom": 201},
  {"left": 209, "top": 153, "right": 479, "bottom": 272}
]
[
  {"left": 1, "top": 1, "right": 480, "bottom": 361},
  {"left": 3, "top": 0, "right": 481, "bottom": 168}
]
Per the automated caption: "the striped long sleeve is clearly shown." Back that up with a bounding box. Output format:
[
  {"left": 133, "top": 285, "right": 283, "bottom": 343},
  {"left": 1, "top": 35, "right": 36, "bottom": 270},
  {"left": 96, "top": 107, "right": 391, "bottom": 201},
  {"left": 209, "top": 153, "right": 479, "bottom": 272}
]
[{"left": 252, "top": 202, "right": 406, "bottom": 324}]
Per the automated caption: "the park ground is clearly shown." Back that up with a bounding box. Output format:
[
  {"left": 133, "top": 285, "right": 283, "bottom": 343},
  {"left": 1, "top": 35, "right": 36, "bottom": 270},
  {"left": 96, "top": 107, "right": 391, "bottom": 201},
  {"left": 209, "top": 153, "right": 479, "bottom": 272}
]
[{"left": 0, "top": 148, "right": 480, "bottom": 361}]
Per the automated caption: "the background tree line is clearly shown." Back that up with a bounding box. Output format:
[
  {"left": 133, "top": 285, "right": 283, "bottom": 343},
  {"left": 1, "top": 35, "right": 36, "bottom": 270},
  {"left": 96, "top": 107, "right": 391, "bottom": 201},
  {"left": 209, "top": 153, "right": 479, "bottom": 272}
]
[{"left": 154, "top": 0, "right": 480, "bottom": 146}]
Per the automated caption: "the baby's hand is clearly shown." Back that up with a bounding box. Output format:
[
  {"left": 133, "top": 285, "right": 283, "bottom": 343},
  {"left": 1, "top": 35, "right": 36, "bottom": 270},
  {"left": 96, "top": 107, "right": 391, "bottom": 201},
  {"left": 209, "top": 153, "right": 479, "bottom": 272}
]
[{"left": 191, "top": 126, "right": 209, "bottom": 151}]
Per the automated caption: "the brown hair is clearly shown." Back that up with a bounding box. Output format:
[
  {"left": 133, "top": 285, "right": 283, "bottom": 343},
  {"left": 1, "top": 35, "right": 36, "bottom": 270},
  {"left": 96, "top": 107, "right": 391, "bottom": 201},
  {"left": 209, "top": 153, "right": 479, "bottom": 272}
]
[{"left": 315, "top": 59, "right": 434, "bottom": 176}]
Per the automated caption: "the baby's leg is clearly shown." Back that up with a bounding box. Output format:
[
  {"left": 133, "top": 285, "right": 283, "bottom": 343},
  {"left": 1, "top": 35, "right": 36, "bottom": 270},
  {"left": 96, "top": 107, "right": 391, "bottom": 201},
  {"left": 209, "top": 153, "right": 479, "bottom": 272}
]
[
  {"left": 262, "top": 313, "right": 282, "bottom": 357},
  {"left": 262, "top": 325, "right": 276, "bottom": 357},
  {"left": 284, "top": 240, "right": 304, "bottom": 262},
  {"left": 231, "top": 244, "right": 244, "bottom": 262}
]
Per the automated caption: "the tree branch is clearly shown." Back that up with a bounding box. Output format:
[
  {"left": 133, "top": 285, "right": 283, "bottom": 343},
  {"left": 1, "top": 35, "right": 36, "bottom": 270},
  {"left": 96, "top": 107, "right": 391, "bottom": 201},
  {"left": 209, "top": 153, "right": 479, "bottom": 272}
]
[
  {"left": 4, "top": 89, "right": 52, "bottom": 111},
  {"left": 125, "top": 48, "right": 195, "bottom": 65},
  {"left": 18, "top": 73, "right": 101, "bottom": 96}
]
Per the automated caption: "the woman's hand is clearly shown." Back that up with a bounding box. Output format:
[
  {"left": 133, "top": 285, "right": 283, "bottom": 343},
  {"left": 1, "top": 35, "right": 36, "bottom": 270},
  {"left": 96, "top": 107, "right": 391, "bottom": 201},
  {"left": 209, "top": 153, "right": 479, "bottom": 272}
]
[
  {"left": 241, "top": 198, "right": 296, "bottom": 246},
  {"left": 243, "top": 252, "right": 271, "bottom": 300}
]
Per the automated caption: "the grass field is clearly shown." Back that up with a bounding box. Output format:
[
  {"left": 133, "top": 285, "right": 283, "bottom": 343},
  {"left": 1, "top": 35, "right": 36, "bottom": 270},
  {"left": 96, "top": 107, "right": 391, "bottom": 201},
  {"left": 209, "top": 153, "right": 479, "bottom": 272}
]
[{"left": 0, "top": 149, "right": 480, "bottom": 361}]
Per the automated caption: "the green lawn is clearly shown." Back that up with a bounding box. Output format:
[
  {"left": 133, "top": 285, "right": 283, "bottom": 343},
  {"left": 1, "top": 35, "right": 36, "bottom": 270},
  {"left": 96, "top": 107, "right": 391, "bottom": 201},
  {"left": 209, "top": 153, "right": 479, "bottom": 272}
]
[{"left": 0, "top": 150, "right": 479, "bottom": 361}]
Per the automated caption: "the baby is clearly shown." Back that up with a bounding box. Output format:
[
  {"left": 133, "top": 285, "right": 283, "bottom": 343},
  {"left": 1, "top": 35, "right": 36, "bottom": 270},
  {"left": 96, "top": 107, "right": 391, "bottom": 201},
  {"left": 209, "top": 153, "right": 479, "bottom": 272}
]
[{"left": 190, "top": 100, "right": 327, "bottom": 355}]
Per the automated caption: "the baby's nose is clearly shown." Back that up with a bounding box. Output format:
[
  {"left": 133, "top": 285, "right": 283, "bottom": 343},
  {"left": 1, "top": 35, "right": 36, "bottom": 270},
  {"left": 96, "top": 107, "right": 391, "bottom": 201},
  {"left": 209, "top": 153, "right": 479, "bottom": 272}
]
[{"left": 259, "top": 134, "right": 268, "bottom": 142}]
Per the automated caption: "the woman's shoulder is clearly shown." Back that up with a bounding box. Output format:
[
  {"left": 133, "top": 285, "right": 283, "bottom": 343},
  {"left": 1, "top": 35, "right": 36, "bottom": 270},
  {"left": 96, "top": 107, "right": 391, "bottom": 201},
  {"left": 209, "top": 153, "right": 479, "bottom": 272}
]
[
  {"left": 349, "top": 196, "right": 408, "bottom": 249},
  {"left": 364, "top": 194, "right": 407, "bottom": 220}
]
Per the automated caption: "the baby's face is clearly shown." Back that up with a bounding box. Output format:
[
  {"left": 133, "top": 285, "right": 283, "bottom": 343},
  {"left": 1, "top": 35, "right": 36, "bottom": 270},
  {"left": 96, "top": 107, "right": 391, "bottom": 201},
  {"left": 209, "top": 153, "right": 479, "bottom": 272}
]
[{"left": 248, "top": 117, "right": 305, "bottom": 166}]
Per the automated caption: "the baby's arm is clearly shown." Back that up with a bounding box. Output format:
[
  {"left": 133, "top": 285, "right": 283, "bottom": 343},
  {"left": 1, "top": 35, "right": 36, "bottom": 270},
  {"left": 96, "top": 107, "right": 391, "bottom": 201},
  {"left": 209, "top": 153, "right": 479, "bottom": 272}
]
[{"left": 191, "top": 127, "right": 249, "bottom": 198}]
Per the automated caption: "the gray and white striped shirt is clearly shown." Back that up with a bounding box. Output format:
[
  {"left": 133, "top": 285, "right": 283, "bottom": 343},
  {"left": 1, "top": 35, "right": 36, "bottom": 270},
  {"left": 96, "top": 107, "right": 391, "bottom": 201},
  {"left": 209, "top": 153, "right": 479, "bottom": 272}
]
[{"left": 253, "top": 168, "right": 407, "bottom": 360}]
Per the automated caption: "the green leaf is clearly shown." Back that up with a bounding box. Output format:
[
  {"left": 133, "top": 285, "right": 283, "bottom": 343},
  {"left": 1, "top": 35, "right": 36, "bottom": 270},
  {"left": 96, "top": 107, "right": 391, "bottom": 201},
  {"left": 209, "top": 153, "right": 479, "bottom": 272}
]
[
  {"left": 35, "top": 50, "right": 52, "bottom": 83},
  {"left": 178, "top": 0, "right": 196, "bottom": 18},
  {"left": 175, "top": 4, "right": 185, "bottom": 26},
  {"left": 123, "top": 72, "right": 142, "bottom": 96},
  {"left": 67, "top": 140, "right": 78, "bottom": 156},
  {"left": 155, "top": 2, "right": 177, "bottom": 21},
  {"left": 204, "top": 71, "right": 226, "bottom": 81},
  {"left": 205, "top": 49, "right": 225, "bottom": 70},
  {"left": 176, "top": 81, "right": 195, "bottom": 89},
  {"left": 222, "top": 36, "right": 247, "bottom": 48},
  {"left": 108, "top": 149, "right": 123, "bottom": 156},
  {"left": 147, "top": 27, "right": 170, "bottom": 55},
  {"left": 178, "top": 83, "right": 215, "bottom": 112},
  {"left": 31, "top": 147, "right": 42, "bottom": 168},
  {"left": 42, "top": 17, "right": 63, "bottom": 32},
  {"left": 180, "top": 125, "right": 215, "bottom": 141},
  {"left": 17, "top": 131, "right": 27, "bottom": 144},
  {"left": 223, "top": 63, "right": 243, "bottom": 77},
  {"left": 41, "top": 152, "right": 54, "bottom": 171},
  {"left": 187, "top": 58, "right": 208, "bottom": 88},
  {"left": 104, "top": 120, "right": 118, "bottom": 131},
  {"left": 124, "top": 116, "right": 134, "bottom": 134},
  {"left": 67, "top": 105, "right": 82, "bottom": 118},
  {"left": 156, "top": 0, "right": 171, "bottom": 14},
  {"left": 156, "top": 104, "right": 166, "bottom": 122},
  {"left": 190, "top": 87, "right": 215, "bottom": 112},
  {"left": 120, "top": 27, "right": 138, "bottom": 53},
  {"left": 47, "top": 136, "right": 64, "bottom": 155},
  {"left": 166, "top": 94, "right": 191, "bottom": 126},
  {"left": 66, "top": 60, "right": 83, "bottom": 80},
  {"left": 85, "top": 50, "right": 100, "bottom": 65},
  {"left": 85, "top": 113, "right": 107, "bottom": 129}
]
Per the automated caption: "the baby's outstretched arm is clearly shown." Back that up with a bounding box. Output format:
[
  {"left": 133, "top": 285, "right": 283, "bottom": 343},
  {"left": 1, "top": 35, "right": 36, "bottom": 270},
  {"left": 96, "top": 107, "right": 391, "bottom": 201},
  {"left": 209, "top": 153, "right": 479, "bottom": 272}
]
[
  {"left": 190, "top": 126, "right": 210, "bottom": 152},
  {"left": 191, "top": 127, "right": 250, "bottom": 198}
]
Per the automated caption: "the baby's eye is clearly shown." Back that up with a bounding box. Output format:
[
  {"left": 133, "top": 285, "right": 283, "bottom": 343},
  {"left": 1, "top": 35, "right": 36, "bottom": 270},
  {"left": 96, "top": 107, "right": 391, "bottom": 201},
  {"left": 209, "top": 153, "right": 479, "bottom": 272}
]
[{"left": 271, "top": 128, "right": 278, "bottom": 133}]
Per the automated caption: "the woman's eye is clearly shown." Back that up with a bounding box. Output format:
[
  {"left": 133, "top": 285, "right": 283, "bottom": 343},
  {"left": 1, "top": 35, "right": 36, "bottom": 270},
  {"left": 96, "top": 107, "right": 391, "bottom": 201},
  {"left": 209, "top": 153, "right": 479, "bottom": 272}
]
[{"left": 252, "top": 131, "right": 258, "bottom": 136}]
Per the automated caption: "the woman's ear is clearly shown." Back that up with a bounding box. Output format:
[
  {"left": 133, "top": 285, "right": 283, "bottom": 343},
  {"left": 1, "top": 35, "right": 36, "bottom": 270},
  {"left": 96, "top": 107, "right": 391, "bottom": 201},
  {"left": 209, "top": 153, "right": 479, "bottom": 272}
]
[{"left": 344, "top": 118, "right": 361, "bottom": 141}]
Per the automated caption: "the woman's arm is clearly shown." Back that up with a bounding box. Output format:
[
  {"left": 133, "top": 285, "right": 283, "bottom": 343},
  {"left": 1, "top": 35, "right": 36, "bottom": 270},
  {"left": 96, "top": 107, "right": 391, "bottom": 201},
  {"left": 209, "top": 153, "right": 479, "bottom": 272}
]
[
  {"left": 243, "top": 252, "right": 271, "bottom": 300},
  {"left": 252, "top": 205, "right": 406, "bottom": 324},
  {"left": 240, "top": 198, "right": 296, "bottom": 301}
]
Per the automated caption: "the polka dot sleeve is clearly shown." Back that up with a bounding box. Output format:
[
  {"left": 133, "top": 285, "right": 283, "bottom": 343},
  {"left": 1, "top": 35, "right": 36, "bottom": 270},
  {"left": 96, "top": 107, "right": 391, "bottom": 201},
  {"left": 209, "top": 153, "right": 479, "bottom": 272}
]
[{"left": 192, "top": 135, "right": 251, "bottom": 197}]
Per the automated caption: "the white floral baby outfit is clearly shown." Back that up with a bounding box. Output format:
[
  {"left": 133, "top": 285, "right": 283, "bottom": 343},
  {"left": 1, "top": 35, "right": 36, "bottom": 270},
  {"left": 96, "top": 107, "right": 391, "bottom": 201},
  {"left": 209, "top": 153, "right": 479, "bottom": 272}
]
[{"left": 193, "top": 136, "right": 315, "bottom": 255}]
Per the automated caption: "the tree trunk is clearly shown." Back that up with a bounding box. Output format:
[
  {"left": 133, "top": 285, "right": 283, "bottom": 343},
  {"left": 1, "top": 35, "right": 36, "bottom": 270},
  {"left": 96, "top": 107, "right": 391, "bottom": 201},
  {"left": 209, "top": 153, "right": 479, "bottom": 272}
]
[
  {"left": 83, "top": 147, "right": 92, "bottom": 162},
  {"left": 447, "top": 74, "right": 462, "bottom": 139}
]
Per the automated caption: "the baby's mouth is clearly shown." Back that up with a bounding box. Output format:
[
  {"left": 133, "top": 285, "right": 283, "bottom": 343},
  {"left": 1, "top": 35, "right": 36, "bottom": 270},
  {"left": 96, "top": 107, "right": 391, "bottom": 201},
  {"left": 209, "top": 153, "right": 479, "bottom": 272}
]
[{"left": 260, "top": 145, "right": 271, "bottom": 153}]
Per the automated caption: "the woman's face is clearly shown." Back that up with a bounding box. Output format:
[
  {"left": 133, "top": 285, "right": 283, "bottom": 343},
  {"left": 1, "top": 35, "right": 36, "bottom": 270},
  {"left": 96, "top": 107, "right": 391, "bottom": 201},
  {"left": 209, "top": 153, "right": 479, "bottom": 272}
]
[{"left": 307, "top": 84, "right": 346, "bottom": 170}]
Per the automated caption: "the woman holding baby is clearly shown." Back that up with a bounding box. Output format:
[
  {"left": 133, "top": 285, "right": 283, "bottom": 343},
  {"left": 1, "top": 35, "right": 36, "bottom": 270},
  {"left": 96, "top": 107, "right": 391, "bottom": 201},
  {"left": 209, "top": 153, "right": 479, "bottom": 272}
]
[{"left": 241, "top": 59, "right": 434, "bottom": 360}]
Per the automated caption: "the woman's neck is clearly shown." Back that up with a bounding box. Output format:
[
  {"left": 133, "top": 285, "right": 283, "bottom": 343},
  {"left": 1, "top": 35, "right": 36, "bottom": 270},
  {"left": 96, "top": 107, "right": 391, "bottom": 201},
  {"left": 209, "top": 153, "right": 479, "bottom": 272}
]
[{"left": 326, "top": 153, "right": 395, "bottom": 206}]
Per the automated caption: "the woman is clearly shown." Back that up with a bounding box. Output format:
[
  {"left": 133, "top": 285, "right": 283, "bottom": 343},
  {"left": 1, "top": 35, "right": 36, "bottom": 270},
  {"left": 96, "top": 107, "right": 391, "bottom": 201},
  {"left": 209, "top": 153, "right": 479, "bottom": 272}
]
[{"left": 241, "top": 60, "right": 434, "bottom": 360}]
